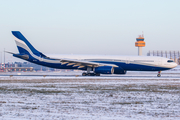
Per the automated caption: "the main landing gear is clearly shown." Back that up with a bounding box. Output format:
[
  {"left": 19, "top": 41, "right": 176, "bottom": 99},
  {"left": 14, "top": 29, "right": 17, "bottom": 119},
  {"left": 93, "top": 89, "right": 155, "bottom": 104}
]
[
  {"left": 157, "top": 71, "right": 161, "bottom": 77},
  {"left": 82, "top": 72, "right": 100, "bottom": 76},
  {"left": 82, "top": 67, "right": 100, "bottom": 76}
]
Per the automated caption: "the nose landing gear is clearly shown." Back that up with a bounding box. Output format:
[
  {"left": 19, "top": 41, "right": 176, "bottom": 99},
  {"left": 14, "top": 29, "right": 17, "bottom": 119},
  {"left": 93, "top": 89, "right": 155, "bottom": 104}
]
[{"left": 157, "top": 71, "right": 161, "bottom": 77}]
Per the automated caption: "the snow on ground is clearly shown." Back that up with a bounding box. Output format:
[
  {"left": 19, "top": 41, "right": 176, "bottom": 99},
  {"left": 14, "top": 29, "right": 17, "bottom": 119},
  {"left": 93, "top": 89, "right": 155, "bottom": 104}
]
[{"left": 0, "top": 68, "right": 180, "bottom": 119}]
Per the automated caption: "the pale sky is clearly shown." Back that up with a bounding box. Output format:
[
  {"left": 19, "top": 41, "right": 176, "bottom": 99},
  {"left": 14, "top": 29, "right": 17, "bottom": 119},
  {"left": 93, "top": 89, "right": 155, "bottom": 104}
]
[{"left": 0, "top": 0, "right": 180, "bottom": 62}]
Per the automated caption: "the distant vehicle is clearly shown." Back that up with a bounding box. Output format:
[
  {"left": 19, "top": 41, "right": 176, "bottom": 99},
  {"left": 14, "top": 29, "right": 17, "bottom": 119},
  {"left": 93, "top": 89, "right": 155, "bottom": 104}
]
[{"left": 8, "top": 31, "right": 177, "bottom": 77}]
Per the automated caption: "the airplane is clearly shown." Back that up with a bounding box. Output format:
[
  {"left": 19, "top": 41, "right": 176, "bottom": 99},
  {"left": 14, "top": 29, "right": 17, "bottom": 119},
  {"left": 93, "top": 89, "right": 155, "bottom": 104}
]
[{"left": 8, "top": 31, "right": 177, "bottom": 77}]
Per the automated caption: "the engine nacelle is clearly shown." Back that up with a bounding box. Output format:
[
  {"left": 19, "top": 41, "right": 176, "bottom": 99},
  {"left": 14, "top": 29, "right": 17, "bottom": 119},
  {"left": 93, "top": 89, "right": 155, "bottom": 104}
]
[
  {"left": 114, "top": 67, "right": 126, "bottom": 74},
  {"left": 94, "top": 66, "right": 114, "bottom": 74}
]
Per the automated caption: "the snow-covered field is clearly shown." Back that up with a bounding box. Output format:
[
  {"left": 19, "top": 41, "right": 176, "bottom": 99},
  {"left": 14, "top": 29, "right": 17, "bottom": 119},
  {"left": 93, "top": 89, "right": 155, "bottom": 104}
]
[{"left": 0, "top": 68, "right": 180, "bottom": 120}]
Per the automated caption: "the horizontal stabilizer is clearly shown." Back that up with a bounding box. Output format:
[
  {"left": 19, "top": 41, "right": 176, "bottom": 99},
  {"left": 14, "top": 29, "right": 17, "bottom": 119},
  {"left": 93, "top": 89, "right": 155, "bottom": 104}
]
[{"left": 5, "top": 51, "right": 16, "bottom": 55}]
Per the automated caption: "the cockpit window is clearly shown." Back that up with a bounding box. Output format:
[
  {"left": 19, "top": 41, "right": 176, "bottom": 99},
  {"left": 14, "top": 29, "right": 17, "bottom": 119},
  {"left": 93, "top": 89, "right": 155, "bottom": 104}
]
[{"left": 167, "top": 60, "right": 174, "bottom": 62}]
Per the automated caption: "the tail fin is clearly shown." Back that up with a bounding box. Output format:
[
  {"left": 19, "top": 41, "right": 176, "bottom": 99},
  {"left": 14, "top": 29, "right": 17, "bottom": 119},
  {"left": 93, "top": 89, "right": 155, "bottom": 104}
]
[{"left": 12, "top": 31, "right": 45, "bottom": 57}]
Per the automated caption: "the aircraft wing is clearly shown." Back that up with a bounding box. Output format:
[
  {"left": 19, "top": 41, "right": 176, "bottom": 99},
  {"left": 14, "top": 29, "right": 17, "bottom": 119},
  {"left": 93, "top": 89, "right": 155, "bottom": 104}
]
[{"left": 59, "top": 58, "right": 119, "bottom": 68}]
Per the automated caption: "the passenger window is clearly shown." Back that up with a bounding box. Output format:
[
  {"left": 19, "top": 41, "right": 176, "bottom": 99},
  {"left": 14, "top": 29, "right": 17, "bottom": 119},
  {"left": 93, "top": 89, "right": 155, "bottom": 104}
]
[{"left": 167, "top": 60, "right": 173, "bottom": 62}]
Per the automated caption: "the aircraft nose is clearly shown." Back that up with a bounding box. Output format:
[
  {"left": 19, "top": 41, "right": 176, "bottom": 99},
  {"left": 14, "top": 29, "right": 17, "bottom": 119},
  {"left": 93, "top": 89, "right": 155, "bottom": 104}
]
[{"left": 172, "top": 63, "right": 178, "bottom": 68}]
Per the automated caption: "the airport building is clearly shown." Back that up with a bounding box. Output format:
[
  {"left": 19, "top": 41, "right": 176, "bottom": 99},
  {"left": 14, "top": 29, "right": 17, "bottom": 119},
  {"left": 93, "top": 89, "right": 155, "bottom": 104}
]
[{"left": 0, "top": 62, "right": 55, "bottom": 72}]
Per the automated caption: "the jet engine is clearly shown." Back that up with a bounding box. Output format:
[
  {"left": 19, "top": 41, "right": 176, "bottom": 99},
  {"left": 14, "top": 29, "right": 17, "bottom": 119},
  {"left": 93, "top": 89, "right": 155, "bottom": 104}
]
[
  {"left": 114, "top": 67, "right": 126, "bottom": 74},
  {"left": 94, "top": 66, "right": 114, "bottom": 74}
]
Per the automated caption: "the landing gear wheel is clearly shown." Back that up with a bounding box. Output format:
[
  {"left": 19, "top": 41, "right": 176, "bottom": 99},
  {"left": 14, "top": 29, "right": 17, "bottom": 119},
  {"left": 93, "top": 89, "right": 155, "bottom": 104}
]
[
  {"left": 87, "top": 73, "right": 96, "bottom": 76},
  {"left": 82, "top": 72, "right": 87, "bottom": 76},
  {"left": 87, "top": 73, "right": 91, "bottom": 76},
  {"left": 157, "top": 74, "right": 161, "bottom": 77},
  {"left": 157, "top": 71, "right": 161, "bottom": 77},
  {"left": 82, "top": 72, "right": 100, "bottom": 76},
  {"left": 95, "top": 73, "right": 100, "bottom": 76}
]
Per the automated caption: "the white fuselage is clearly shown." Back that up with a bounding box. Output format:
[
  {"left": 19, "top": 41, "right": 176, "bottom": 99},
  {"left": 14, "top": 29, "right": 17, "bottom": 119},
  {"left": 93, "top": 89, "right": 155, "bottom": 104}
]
[{"left": 48, "top": 54, "right": 177, "bottom": 70}]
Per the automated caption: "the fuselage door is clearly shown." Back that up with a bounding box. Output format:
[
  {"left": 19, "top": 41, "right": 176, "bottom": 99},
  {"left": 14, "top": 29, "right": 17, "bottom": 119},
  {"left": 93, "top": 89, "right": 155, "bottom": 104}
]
[
  {"left": 158, "top": 58, "right": 162, "bottom": 65},
  {"left": 126, "top": 58, "right": 130, "bottom": 64}
]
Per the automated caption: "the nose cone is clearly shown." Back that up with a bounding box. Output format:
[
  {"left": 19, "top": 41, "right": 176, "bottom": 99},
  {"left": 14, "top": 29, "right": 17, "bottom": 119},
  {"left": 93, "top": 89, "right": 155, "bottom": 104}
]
[{"left": 172, "top": 62, "right": 178, "bottom": 68}]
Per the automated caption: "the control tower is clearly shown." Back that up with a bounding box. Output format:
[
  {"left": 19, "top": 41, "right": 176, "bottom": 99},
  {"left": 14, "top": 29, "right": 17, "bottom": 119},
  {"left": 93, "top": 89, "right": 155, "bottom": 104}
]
[{"left": 135, "top": 34, "right": 145, "bottom": 56}]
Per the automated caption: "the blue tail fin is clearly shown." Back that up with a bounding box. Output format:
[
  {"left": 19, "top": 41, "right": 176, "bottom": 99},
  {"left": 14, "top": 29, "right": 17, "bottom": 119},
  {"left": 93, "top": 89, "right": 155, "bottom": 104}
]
[{"left": 12, "top": 31, "right": 44, "bottom": 57}]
